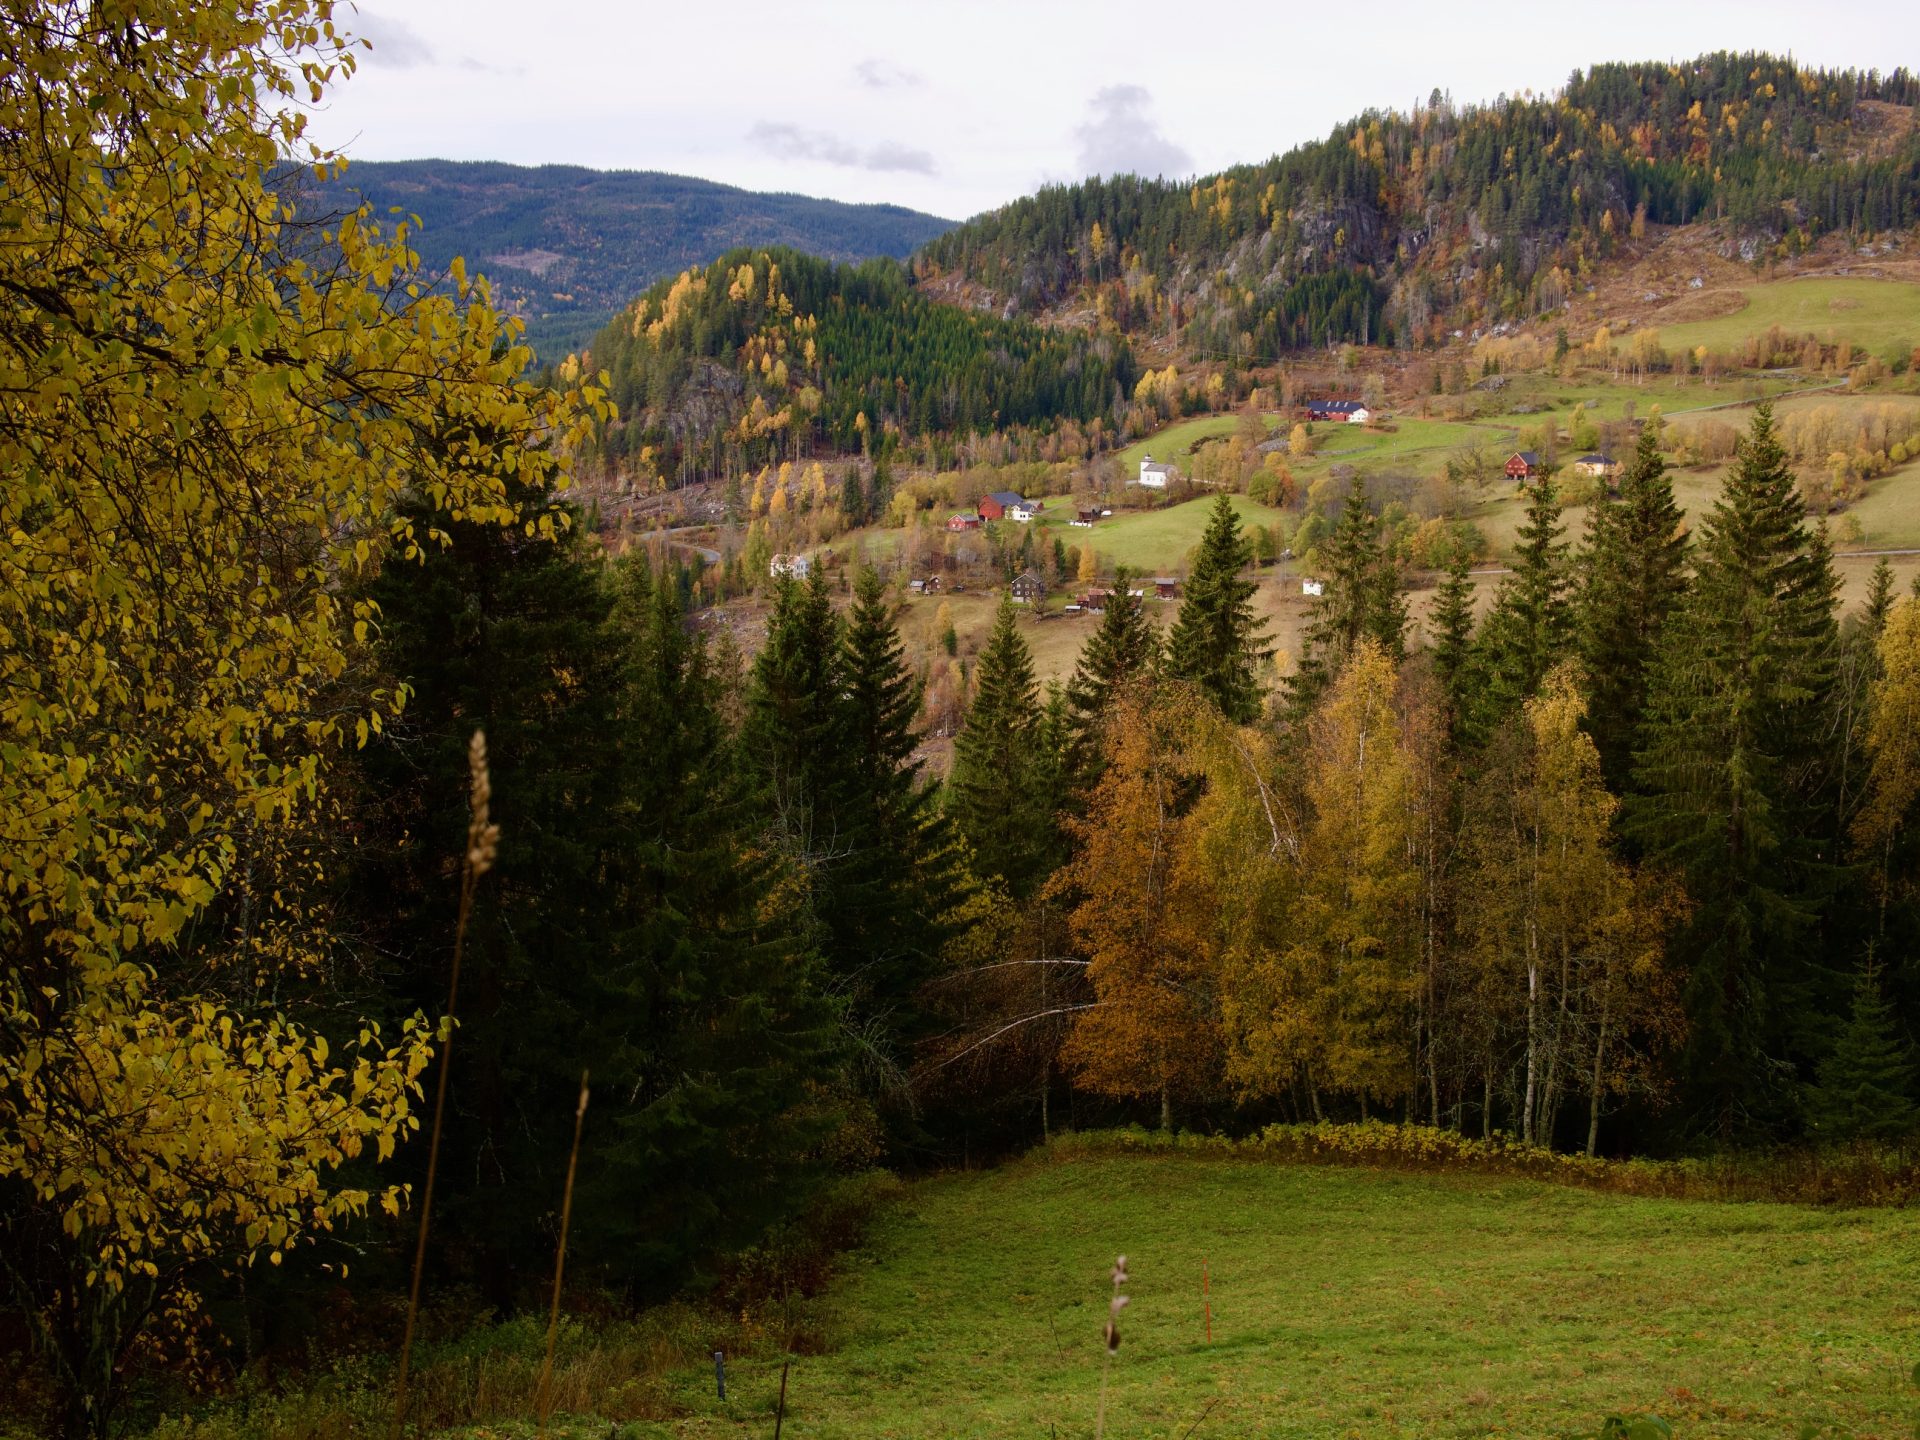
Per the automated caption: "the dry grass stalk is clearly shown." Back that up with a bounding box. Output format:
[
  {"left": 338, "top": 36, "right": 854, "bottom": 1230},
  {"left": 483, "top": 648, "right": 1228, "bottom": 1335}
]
[
  {"left": 1095, "top": 1254, "right": 1127, "bottom": 1440},
  {"left": 536, "top": 1070, "right": 591, "bottom": 1436},
  {"left": 393, "top": 730, "right": 498, "bottom": 1437}
]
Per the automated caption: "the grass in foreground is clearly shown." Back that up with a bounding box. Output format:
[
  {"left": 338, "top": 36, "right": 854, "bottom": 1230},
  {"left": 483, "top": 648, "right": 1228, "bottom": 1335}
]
[{"left": 625, "top": 1149, "right": 1917, "bottom": 1440}]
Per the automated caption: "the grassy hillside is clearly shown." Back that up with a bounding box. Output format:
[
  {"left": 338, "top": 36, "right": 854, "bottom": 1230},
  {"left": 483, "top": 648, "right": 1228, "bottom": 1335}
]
[
  {"left": 1657, "top": 277, "right": 1920, "bottom": 363},
  {"left": 627, "top": 1147, "right": 1917, "bottom": 1439}
]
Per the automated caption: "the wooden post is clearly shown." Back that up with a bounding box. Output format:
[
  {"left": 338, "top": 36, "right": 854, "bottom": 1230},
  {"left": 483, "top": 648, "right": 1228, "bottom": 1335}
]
[
  {"left": 1202, "top": 1257, "right": 1212, "bottom": 1343},
  {"left": 773, "top": 1355, "right": 791, "bottom": 1439}
]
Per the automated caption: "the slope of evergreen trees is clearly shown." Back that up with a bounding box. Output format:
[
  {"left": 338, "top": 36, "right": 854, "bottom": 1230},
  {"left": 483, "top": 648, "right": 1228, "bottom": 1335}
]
[
  {"left": 587, "top": 246, "right": 1134, "bottom": 480},
  {"left": 918, "top": 55, "right": 1920, "bottom": 347}
]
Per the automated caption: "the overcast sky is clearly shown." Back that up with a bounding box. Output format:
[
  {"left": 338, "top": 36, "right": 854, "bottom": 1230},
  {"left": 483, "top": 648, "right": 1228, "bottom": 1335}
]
[{"left": 314, "top": 0, "right": 1920, "bottom": 222}]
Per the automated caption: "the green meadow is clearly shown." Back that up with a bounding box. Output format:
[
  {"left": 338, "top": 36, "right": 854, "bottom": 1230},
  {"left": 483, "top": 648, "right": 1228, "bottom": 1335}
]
[
  {"left": 1657, "top": 277, "right": 1920, "bottom": 363},
  {"left": 613, "top": 1148, "right": 1920, "bottom": 1440}
]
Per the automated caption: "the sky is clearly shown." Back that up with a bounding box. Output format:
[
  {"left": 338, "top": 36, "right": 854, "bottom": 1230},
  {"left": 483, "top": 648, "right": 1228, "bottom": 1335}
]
[{"left": 314, "top": 0, "right": 1920, "bottom": 222}]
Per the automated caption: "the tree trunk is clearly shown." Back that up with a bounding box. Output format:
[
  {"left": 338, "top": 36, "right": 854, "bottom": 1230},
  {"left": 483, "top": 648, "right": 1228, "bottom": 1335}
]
[
  {"left": 1159, "top": 1084, "right": 1171, "bottom": 1132},
  {"left": 1522, "top": 943, "right": 1540, "bottom": 1146},
  {"left": 1587, "top": 989, "right": 1614, "bottom": 1158},
  {"left": 1482, "top": 1066, "right": 1493, "bottom": 1140}
]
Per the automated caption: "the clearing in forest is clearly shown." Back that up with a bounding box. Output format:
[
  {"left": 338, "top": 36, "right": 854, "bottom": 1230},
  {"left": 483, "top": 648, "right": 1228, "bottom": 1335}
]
[{"left": 641, "top": 1148, "right": 1919, "bottom": 1439}]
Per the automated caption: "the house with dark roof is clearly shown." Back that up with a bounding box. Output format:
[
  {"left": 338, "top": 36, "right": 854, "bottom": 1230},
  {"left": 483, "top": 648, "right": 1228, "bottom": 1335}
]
[
  {"left": 1506, "top": 450, "right": 1544, "bottom": 482},
  {"left": 1573, "top": 452, "right": 1619, "bottom": 478},
  {"left": 947, "top": 512, "right": 981, "bottom": 531},
  {"left": 978, "top": 491, "right": 1027, "bottom": 522},
  {"left": 1010, "top": 569, "right": 1048, "bottom": 605},
  {"left": 1306, "top": 399, "right": 1372, "bottom": 423}
]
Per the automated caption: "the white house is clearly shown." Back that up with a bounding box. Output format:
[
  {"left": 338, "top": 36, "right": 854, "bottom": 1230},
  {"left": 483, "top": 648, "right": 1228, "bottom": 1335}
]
[
  {"left": 770, "top": 553, "right": 811, "bottom": 579},
  {"left": 1301, "top": 578, "right": 1324, "bottom": 597},
  {"left": 1009, "top": 498, "right": 1044, "bottom": 523},
  {"left": 1137, "top": 454, "right": 1172, "bottom": 489}
]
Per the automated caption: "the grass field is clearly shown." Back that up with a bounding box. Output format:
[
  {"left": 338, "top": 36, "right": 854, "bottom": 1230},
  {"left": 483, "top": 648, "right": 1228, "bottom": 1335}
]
[
  {"left": 1059, "top": 493, "right": 1289, "bottom": 573},
  {"left": 1117, "top": 414, "right": 1278, "bottom": 473},
  {"left": 1656, "top": 277, "right": 1920, "bottom": 363},
  {"left": 618, "top": 1148, "right": 1919, "bottom": 1439}
]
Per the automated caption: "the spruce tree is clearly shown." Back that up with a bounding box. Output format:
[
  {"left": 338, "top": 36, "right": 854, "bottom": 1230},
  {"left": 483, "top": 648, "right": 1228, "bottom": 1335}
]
[
  {"left": 1804, "top": 961, "right": 1918, "bottom": 1142},
  {"left": 1289, "top": 477, "right": 1405, "bottom": 714},
  {"left": 951, "top": 599, "right": 1059, "bottom": 896},
  {"left": 591, "top": 574, "right": 845, "bottom": 1290},
  {"left": 1428, "top": 549, "right": 1478, "bottom": 727},
  {"left": 742, "top": 568, "right": 845, "bottom": 846},
  {"left": 1577, "top": 422, "right": 1689, "bottom": 790},
  {"left": 835, "top": 567, "right": 964, "bottom": 1065},
  {"left": 1864, "top": 557, "right": 1896, "bottom": 635},
  {"left": 1628, "top": 403, "right": 1842, "bottom": 1135},
  {"left": 1064, "top": 565, "right": 1161, "bottom": 776},
  {"left": 1475, "top": 472, "right": 1573, "bottom": 728},
  {"left": 1165, "top": 493, "right": 1273, "bottom": 723}
]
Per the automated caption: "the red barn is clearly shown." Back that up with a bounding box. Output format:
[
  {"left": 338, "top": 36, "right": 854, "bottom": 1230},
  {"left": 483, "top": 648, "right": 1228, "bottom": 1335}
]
[{"left": 1505, "top": 450, "right": 1543, "bottom": 483}]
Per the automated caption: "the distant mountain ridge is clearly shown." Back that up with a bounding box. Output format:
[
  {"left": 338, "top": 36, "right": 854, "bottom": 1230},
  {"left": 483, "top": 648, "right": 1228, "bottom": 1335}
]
[
  {"left": 918, "top": 53, "right": 1920, "bottom": 353},
  {"left": 313, "top": 160, "right": 955, "bottom": 360}
]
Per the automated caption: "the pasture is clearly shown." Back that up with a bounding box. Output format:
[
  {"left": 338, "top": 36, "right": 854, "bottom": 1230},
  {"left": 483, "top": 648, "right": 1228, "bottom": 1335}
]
[
  {"left": 1655, "top": 277, "right": 1920, "bottom": 363},
  {"left": 625, "top": 1148, "right": 1919, "bottom": 1439}
]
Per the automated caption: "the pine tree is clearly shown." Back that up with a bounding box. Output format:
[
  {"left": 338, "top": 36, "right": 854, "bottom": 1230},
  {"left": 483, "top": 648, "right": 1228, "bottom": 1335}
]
[
  {"left": 1064, "top": 566, "right": 1161, "bottom": 777},
  {"left": 1628, "top": 403, "right": 1842, "bottom": 1135},
  {"left": 1803, "top": 961, "right": 1918, "bottom": 1142},
  {"left": 1289, "top": 476, "right": 1405, "bottom": 715},
  {"left": 1165, "top": 494, "right": 1273, "bottom": 722},
  {"left": 1475, "top": 473, "right": 1573, "bottom": 728},
  {"left": 1577, "top": 422, "right": 1689, "bottom": 790},
  {"left": 951, "top": 599, "right": 1059, "bottom": 897}
]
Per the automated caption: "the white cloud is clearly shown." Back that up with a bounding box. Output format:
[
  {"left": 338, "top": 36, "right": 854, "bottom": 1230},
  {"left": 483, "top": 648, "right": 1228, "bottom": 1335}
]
[
  {"left": 749, "top": 121, "right": 938, "bottom": 176},
  {"left": 349, "top": 8, "right": 435, "bottom": 68},
  {"left": 854, "top": 58, "right": 923, "bottom": 89},
  {"left": 1073, "top": 84, "right": 1192, "bottom": 180}
]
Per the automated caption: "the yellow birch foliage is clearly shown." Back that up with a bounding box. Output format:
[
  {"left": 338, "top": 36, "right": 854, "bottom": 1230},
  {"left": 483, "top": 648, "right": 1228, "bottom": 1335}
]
[
  {"left": 1855, "top": 599, "right": 1920, "bottom": 902},
  {"left": 1228, "top": 641, "right": 1418, "bottom": 1106},
  {"left": 1057, "top": 694, "right": 1221, "bottom": 1106},
  {"left": 0, "top": 0, "right": 603, "bottom": 1373}
]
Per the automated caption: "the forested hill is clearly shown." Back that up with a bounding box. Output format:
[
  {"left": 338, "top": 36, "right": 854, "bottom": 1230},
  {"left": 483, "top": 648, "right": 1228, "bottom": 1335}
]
[
  {"left": 310, "top": 160, "right": 955, "bottom": 361},
  {"left": 585, "top": 247, "right": 1134, "bottom": 483},
  {"left": 917, "top": 54, "right": 1920, "bottom": 352}
]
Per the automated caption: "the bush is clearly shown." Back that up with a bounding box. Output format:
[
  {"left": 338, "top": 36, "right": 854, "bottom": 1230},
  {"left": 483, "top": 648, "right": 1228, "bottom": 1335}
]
[{"left": 1043, "top": 1123, "right": 1920, "bottom": 1205}]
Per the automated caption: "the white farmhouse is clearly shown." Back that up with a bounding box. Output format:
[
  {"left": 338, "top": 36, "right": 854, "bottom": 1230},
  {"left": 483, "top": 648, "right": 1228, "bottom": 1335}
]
[
  {"left": 770, "top": 553, "right": 811, "bottom": 580},
  {"left": 1301, "top": 578, "right": 1324, "bottom": 597}
]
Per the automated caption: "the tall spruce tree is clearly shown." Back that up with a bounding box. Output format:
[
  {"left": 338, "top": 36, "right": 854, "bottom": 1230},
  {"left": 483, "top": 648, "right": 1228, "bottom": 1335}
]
[
  {"left": 590, "top": 571, "right": 846, "bottom": 1291},
  {"left": 1803, "top": 961, "right": 1918, "bottom": 1143},
  {"left": 1165, "top": 493, "right": 1273, "bottom": 722},
  {"left": 1475, "top": 472, "right": 1574, "bottom": 729},
  {"left": 835, "top": 567, "right": 965, "bottom": 1075},
  {"left": 1065, "top": 565, "right": 1161, "bottom": 777},
  {"left": 1577, "top": 422, "right": 1689, "bottom": 790},
  {"left": 951, "top": 599, "right": 1061, "bottom": 897},
  {"left": 1628, "top": 403, "right": 1842, "bottom": 1136},
  {"left": 1427, "top": 550, "right": 1479, "bottom": 730},
  {"left": 1289, "top": 477, "right": 1405, "bottom": 715},
  {"left": 742, "top": 568, "right": 845, "bottom": 846}
]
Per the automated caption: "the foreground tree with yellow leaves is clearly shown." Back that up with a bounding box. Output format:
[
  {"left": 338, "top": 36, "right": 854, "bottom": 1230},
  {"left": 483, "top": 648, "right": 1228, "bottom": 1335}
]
[{"left": 0, "top": 3, "right": 600, "bottom": 1432}]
